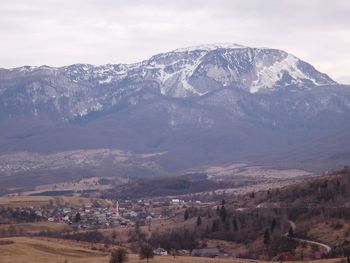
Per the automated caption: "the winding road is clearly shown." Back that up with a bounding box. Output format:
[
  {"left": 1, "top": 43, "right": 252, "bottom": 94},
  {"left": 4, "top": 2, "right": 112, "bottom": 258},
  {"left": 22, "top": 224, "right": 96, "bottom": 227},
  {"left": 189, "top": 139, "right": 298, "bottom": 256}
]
[
  {"left": 237, "top": 206, "right": 332, "bottom": 253},
  {"left": 285, "top": 220, "right": 332, "bottom": 253}
]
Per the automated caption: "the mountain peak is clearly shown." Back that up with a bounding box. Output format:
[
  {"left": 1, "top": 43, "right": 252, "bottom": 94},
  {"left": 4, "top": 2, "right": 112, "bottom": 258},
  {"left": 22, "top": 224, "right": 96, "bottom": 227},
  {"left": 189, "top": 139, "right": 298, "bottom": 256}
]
[
  {"left": 173, "top": 43, "right": 246, "bottom": 53},
  {"left": 147, "top": 44, "right": 337, "bottom": 96}
]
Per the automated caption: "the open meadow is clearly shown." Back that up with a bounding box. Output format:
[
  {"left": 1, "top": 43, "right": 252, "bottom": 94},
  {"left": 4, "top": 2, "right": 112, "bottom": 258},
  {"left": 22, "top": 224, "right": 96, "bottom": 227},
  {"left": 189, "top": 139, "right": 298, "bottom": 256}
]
[{"left": 0, "top": 237, "right": 346, "bottom": 263}]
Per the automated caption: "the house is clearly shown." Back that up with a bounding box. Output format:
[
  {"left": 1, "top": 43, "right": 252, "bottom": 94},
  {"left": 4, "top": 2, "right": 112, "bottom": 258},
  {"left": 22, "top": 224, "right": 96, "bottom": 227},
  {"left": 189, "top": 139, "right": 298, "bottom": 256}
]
[
  {"left": 154, "top": 248, "right": 168, "bottom": 256},
  {"left": 191, "top": 248, "right": 220, "bottom": 258},
  {"left": 178, "top": 250, "right": 190, "bottom": 256},
  {"left": 35, "top": 211, "right": 43, "bottom": 217},
  {"left": 97, "top": 214, "right": 107, "bottom": 223},
  {"left": 171, "top": 199, "right": 180, "bottom": 205},
  {"left": 62, "top": 208, "right": 71, "bottom": 214},
  {"left": 129, "top": 211, "right": 138, "bottom": 217}
]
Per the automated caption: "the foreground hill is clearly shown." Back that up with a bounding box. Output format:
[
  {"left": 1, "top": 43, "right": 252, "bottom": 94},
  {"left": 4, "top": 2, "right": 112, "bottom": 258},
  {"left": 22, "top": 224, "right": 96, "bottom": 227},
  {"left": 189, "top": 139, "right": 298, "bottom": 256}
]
[
  {"left": 0, "top": 237, "right": 343, "bottom": 263},
  {"left": 143, "top": 166, "right": 350, "bottom": 260},
  {"left": 237, "top": 166, "right": 350, "bottom": 257},
  {"left": 0, "top": 237, "right": 106, "bottom": 263}
]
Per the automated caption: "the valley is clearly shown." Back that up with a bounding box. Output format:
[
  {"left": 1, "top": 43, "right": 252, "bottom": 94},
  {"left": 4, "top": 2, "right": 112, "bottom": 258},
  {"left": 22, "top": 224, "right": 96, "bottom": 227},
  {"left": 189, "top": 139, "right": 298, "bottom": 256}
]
[
  {"left": 0, "top": 151, "right": 316, "bottom": 199},
  {"left": 0, "top": 167, "right": 349, "bottom": 262}
]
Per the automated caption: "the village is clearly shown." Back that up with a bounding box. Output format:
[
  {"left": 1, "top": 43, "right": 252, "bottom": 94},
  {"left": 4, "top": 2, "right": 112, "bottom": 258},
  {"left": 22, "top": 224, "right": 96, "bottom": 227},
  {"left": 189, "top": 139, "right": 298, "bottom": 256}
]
[
  {"left": 0, "top": 196, "right": 229, "bottom": 258},
  {"left": 7, "top": 198, "right": 197, "bottom": 230}
]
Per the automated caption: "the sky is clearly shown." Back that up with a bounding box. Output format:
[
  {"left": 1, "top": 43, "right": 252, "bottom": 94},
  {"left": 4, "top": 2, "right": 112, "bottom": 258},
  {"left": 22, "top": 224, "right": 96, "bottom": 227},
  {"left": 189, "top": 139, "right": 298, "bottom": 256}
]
[{"left": 0, "top": 0, "right": 349, "bottom": 84}]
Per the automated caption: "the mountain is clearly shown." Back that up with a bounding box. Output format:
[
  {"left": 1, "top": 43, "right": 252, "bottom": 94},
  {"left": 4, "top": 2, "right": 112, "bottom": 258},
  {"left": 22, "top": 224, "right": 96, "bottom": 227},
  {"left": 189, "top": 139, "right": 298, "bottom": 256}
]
[
  {"left": 0, "top": 43, "right": 349, "bottom": 181},
  {"left": 0, "top": 43, "right": 337, "bottom": 120}
]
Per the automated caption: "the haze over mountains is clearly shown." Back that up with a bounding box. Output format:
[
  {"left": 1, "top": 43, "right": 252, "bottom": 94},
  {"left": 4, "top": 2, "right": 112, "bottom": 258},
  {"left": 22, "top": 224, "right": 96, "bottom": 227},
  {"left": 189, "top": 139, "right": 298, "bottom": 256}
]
[{"left": 1, "top": 43, "right": 350, "bottom": 181}]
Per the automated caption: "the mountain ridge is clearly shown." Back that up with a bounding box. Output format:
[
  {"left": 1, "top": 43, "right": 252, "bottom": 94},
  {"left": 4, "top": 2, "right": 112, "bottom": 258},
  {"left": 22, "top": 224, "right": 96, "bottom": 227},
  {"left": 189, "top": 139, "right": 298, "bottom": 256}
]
[
  {"left": 0, "top": 44, "right": 339, "bottom": 121},
  {"left": 0, "top": 43, "right": 349, "bottom": 178}
]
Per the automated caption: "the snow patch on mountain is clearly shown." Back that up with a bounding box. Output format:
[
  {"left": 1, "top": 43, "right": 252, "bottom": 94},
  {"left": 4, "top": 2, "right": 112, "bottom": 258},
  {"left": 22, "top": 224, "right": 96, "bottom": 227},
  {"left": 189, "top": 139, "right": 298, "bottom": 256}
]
[
  {"left": 174, "top": 43, "right": 246, "bottom": 53},
  {"left": 99, "top": 75, "right": 113, "bottom": 84},
  {"left": 179, "top": 56, "right": 209, "bottom": 96},
  {"left": 250, "top": 53, "right": 332, "bottom": 93}
]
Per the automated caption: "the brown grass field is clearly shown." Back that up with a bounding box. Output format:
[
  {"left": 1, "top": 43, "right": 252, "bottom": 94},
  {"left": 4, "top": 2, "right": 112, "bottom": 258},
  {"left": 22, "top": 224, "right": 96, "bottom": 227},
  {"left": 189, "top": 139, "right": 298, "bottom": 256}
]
[
  {"left": 0, "top": 237, "right": 345, "bottom": 263},
  {"left": 0, "top": 221, "right": 68, "bottom": 233},
  {"left": 0, "top": 195, "right": 112, "bottom": 207}
]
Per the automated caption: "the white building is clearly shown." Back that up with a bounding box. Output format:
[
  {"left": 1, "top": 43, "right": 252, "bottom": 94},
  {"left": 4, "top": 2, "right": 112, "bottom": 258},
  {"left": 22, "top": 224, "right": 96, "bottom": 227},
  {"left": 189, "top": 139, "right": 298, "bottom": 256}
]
[{"left": 154, "top": 248, "right": 168, "bottom": 256}]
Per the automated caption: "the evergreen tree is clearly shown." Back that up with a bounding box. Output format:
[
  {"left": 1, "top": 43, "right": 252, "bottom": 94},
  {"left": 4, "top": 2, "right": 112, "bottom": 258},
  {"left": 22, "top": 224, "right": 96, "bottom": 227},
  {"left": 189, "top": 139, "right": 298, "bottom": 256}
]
[
  {"left": 211, "top": 220, "right": 219, "bottom": 232},
  {"left": 196, "top": 216, "right": 202, "bottom": 226},
  {"left": 219, "top": 206, "right": 227, "bottom": 222},
  {"left": 288, "top": 227, "right": 294, "bottom": 238},
  {"left": 75, "top": 212, "right": 81, "bottom": 223},
  {"left": 233, "top": 217, "right": 238, "bottom": 232},
  {"left": 184, "top": 209, "right": 189, "bottom": 220},
  {"left": 270, "top": 218, "right": 277, "bottom": 232}
]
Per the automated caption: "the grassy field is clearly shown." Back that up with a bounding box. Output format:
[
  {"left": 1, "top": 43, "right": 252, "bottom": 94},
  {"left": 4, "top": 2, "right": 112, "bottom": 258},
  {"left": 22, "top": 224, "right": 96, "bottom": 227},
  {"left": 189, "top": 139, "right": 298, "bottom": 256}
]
[
  {"left": 0, "top": 237, "right": 107, "bottom": 263},
  {"left": 0, "top": 221, "right": 68, "bottom": 233},
  {"left": 0, "top": 237, "right": 345, "bottom": 263},
  {"left": 0, "top": 195, "right": 112, "bottom": 207}
]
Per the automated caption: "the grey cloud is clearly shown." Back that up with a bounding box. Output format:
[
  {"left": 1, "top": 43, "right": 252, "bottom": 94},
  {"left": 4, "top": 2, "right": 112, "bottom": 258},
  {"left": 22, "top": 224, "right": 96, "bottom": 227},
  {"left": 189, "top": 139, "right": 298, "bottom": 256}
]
[{"left": 0, "top": 0, "right": 349, "bottom": 83}]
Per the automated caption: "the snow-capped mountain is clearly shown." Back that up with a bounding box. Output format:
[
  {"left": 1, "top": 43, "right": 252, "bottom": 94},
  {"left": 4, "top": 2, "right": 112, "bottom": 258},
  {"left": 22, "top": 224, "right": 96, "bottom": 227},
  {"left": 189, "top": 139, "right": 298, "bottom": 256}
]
[
  {"left": 0, "top": 44, "right": 349, "bottom": 175},
  {"left": 144, "top": 43, "right": 336, "bottom": 95},
  {"left": 0, "top": 43, "right": 337, "bottom": 120}
]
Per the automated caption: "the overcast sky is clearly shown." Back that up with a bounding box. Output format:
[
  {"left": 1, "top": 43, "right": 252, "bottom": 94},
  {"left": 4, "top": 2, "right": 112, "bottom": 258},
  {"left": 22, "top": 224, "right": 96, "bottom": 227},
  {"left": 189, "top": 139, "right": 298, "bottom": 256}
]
[{"left": 1, "top": 0, "right": 349, "bottom": 83}]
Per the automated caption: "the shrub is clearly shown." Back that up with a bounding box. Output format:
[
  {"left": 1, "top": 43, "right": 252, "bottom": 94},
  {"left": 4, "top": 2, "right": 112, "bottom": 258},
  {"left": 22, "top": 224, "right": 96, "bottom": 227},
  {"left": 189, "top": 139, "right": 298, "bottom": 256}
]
[
  {"left": 139, "top": 244, "right": 154, "bottom": 262},
  {"left": 110, "top": 248, "right": 128, "bottom": 263}
]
